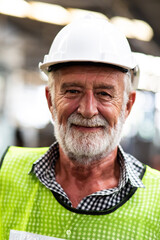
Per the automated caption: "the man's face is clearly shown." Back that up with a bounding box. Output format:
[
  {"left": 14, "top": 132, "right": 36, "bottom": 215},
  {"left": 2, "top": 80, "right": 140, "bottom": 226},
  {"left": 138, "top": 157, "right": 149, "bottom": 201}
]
[{"left": 46, "top": 65, "right": 134, "bottom": 164}]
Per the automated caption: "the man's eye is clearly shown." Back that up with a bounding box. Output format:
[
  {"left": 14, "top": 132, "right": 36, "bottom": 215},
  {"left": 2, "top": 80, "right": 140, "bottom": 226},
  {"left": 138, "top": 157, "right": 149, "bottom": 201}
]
[
  {"left": 100, "top": 92, "right": 108, "bottom": 96},
  {"left": 66, "top": 89, "right": 80, "bottom": 94},
  {"left": 98, "top": 91, "right": 111, "bottom": 97}
]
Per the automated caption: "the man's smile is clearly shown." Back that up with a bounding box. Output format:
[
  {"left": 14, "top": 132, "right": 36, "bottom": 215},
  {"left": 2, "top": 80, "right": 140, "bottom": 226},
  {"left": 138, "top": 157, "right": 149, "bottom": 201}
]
[{"left": 71, "top": 123, "right": 104, "bottom": 132}]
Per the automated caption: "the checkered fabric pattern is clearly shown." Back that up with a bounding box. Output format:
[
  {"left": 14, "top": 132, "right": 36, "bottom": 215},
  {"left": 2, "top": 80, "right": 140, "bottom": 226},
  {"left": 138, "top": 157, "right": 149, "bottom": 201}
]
[{"left": 32, "top": 142, "right": 145, "bottom": 211}]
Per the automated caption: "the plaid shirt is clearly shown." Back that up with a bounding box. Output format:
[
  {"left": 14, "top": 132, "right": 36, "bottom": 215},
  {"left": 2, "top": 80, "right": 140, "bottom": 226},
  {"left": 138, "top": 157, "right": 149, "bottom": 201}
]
[{"left": 32, "top": 142, "right": 145, "bottom": 211}]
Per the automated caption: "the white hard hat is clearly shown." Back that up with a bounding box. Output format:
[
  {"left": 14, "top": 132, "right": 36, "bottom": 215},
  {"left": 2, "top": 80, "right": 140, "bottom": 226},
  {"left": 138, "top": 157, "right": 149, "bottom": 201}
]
[{"left": 39, "top": 16, "right": 139, "bottom": 89}]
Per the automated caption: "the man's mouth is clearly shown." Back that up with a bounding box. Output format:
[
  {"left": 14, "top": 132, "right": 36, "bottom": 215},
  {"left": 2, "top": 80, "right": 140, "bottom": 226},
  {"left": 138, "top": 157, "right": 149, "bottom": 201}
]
[{"left": 71, "top": 123, "right": 104, "bottom": 132}]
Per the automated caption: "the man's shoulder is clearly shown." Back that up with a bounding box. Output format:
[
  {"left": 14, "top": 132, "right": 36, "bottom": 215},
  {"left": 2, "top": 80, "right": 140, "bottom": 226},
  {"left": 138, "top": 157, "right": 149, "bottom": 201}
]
[
  {"left": 142, "top": 166, "right": 160, "bottom": 204},
  {"left": 124, "top": 150, "right": 160, "bottom": 181},
  {"left": 0, "top": 146, "right": 49, "bottom": 170},
  {"left": 145, "top": 165, "right": 160, "bottom": 180}
]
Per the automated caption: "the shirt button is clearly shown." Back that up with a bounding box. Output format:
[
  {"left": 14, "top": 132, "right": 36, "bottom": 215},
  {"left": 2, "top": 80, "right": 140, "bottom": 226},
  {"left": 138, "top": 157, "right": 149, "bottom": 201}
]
[{"left": 66, "top": 230, "right": 71, "bottom": 236}]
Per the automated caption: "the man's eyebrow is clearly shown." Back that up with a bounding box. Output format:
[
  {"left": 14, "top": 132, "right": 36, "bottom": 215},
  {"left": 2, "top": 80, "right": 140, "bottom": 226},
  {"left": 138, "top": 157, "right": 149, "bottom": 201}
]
[
  {"left": 61, "top": 82, "right": 83, "bottom": 89},
  {"left": 60, "top": 82, "right": 115, "bottom": 91},
  {"left": 94, "top": 84, "right": 115, "bottom": 90}
]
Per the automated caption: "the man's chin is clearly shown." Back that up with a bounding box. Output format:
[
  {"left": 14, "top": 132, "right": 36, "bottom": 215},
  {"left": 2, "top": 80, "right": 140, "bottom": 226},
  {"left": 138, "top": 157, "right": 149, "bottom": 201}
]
[
  {"left": 63, "top": 137, "right": 115, "bottom": 165},
  {"left": 66, "top": 149, "right": 110, "bottom": 166}
]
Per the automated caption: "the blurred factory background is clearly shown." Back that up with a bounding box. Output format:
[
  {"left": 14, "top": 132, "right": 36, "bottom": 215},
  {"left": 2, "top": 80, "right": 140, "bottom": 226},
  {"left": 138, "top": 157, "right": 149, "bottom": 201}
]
[{"left": 0, "top": 0, "right": 160, "bottom": 170}]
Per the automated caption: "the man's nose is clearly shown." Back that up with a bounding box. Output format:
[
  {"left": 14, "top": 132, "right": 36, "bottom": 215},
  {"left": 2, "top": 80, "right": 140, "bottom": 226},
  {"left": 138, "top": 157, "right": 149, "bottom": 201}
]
[{"left": 77, "top": 91, "right": 98, "bottom": 118}]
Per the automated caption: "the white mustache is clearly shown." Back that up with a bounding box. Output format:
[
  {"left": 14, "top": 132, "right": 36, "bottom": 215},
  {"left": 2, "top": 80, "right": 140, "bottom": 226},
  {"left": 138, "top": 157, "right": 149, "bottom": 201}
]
[{"left": 68, "top": 113, "right": 108, "bottom": 128}]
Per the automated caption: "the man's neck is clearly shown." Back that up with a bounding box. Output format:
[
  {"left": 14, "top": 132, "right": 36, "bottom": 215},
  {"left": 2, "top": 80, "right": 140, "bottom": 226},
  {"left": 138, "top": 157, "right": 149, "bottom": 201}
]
[{"left": 55, "top": 147, "right": 120, "bottom": 208}]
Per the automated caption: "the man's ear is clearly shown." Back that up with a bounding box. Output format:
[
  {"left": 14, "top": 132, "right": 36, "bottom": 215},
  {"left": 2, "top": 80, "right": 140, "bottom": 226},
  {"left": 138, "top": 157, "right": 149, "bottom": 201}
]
[
  {"left": 45, "top": 86, "right": 54, "bottom": 119},
  {"left": 125, "top": 91, "right": 136, "bottom": 119}
]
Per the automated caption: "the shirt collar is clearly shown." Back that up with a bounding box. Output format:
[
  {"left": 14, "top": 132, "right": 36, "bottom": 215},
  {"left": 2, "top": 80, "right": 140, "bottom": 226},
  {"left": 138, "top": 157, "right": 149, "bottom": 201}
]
[
  {"left": 118, "top": 145, "right": 145, "bottom": 188},
  {"left": 31, "top": 142, "right": 145, "bottom": 191}
]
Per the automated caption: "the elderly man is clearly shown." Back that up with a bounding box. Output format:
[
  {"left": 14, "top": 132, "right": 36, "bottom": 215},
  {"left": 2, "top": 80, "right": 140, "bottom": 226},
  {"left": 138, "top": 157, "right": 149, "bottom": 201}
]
[{"left": 1, "top": 16, "right": 160, "bottom": 240}]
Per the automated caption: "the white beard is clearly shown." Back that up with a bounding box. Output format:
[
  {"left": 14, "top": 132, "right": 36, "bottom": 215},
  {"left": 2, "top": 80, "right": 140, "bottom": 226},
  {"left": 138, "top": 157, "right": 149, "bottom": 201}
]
[{"left": 53, "top": 107, "right": 126, "bottom": 165}]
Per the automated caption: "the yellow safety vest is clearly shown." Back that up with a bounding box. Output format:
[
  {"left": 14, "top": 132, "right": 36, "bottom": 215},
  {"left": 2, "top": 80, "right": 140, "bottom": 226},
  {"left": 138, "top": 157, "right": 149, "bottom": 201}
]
[{"left": 0, "top": 146, "right": 160, "bottom": 240}]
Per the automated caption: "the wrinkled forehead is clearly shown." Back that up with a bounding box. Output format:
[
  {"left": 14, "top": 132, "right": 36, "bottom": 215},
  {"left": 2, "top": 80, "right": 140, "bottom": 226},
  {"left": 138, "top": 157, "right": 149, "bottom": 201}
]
[{"left": 57, "top": 64, "right": 126, "bottom": 81}]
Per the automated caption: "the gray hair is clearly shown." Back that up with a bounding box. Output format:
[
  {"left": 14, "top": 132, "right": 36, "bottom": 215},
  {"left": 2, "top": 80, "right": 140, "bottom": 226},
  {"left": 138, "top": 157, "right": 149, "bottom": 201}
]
[
  {"left": 123, "top": 71, "right": 133, "bottom": 105},
  {"left": 48, "top": 71, "right": 58, "bottom": 103}
]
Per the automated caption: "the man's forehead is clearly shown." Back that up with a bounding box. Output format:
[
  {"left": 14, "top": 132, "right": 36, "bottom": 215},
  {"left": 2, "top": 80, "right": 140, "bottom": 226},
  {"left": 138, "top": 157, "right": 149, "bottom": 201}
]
[{"left": 55, "top": 65, "right": 125, "bottom": 92}]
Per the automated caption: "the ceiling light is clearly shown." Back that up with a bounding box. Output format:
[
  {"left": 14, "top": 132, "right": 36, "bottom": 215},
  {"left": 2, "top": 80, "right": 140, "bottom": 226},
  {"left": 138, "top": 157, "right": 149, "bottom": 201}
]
[
  {"left": 111, "top": 16, "right": 153, "bottom": 41},
  {"left": 68, "top": 8, "right": 108, "bottom": 22},
  {"left": 0, "top": 0, "right": 153, "bottom": 42},
  {"left": 134, "top": 52, "right": 160, "bottom": 92},
  {"left": 28, "top": 2, "right": 107, "bottom": 25},
  {"left": 0, "top": 0, "right": 29, "bottom": 18},
  {"left": 28, "top": 1, "right": 70, "bottom": 25}
]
